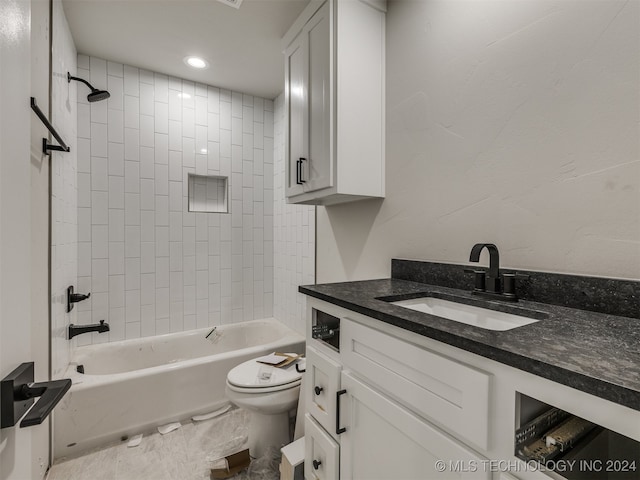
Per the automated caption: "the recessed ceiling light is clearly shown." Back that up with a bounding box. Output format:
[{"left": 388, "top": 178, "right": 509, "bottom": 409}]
[{"left": 184, "top": 56, "right": 209, "bottom": 69}]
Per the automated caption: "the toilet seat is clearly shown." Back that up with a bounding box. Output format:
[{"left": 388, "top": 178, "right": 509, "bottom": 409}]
[{"left": 226, "top": 357, "right": 302, "bottom": 394}]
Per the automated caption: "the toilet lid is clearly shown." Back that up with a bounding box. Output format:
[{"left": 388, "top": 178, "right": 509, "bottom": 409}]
[{"left": 227, "top": 356, "right": 303, "bottom": 389}]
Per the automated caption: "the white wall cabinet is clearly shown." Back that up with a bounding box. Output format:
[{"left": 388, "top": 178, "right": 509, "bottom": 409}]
[{"left": 283, "top": 0, "right": 386, "bottom": 205}]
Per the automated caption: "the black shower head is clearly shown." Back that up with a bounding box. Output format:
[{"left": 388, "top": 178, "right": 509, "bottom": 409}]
[
  {"left": 67, "top": 72, "right": 111, "bottom": 103},
  {"left": 87, "top": 89, "right": 111, "bottom": 102}
]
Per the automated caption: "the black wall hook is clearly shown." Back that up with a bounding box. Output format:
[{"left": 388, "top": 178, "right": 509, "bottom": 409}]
[{"left": 67, "top": 285, "right": 90, "bottom": 312}]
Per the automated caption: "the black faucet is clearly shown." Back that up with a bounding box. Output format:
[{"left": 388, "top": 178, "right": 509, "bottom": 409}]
[
  {"left": 468, "top": 243, "right": 519, "bottom": 301},
  {"left": 68, "top": 320, "right": 110, "bottom": 339}
]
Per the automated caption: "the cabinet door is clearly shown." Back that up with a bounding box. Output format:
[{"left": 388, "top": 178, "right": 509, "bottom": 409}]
[
  {"left": 340, "top": 372, "right": 491, "bottom": 480},
  {"left": 285, "top": 2, "right": 332, "bottom": 199},
  {"left": 284, "top": 30, "right": 307, "bottom": 197},
  {"left": 304, "top": 2, "right": 332, "bottom": 193}
]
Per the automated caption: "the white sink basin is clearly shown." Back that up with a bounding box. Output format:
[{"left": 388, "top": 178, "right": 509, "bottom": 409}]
[{"left": 391, "top": 297, "right": 540, "bottom": 331}]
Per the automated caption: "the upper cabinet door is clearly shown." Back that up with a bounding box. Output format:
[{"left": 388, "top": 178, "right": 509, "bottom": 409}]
[
  {"left": 284, "top": 32, "right": 308, "bottom": 197},
  {"left": 284, "top": 2, "right": 331, "bottom": 198},
  {"left": 304, "top": 2, "right": 332, "bottom": 193}
]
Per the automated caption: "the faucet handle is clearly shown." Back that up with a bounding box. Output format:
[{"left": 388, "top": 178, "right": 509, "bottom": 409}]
[
  {"left": 503, "top": 272, "right": 529, "bottom": 299},
  {"left": 464, "top": 268, "right": 486, "bottom": 292}
]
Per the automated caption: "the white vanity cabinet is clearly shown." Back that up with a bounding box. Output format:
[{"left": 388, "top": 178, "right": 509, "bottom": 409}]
[
  {"left": 304, "top": 302, "right": 492, "bottom": 480},
  {"left": 282, "top": 0, "right": 385, "bottom": 205},
  {"left": 304, "top": 296, "right": 640, "bottom": 480}
]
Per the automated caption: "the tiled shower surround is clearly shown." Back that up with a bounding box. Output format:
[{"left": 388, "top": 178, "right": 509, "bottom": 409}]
[
  {"left": 273, "top": 95, "right": 315, "bottom": 331},
  {"left": 76, "top": 55, "right": 277, "bottom": 344},
  {"left": 51, "top": 1, "right": 78, "bottom": 376}
]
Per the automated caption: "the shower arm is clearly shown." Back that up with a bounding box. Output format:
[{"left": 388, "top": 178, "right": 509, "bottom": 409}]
[{"left": 68, "top": 73, "right": 96, "bottom": 92}]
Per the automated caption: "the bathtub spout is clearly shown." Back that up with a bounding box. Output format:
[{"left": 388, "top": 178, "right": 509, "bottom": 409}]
[{"left": 68, "top": 320, "right": 110, "bottom": 339}]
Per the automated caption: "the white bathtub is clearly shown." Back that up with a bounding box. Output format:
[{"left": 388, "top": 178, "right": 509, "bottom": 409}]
[{"left": 53, "top": 318, "right": 304, "bottom": 459}]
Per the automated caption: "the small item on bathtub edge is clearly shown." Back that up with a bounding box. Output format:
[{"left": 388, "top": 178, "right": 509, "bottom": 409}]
[
  {"left": 192, "top": 404, "right": 232, "bottom": 422},
  {"left": 255, "top": 352, "right": 301, "bottom": 368},
  {"left": 127, "top": 434, "right": 143, "bottom": 448},
  {"left": 157, "top": 422, "right": 181, "bottom": 435},
  {"left": 210, "top": 449, "right": 251, "bottom": 479}
]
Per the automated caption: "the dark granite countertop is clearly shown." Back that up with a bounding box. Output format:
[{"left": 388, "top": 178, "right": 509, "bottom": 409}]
[{"left": 299, "top": 278, "right": 640, "bottom": 411}]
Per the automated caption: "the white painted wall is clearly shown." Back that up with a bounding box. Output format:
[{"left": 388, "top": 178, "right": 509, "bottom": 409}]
[
  {"left": 1, "top": 0, "right": 51, "bottom": 477},
  {"left": 0, "top": 3, "right": 35, "bottom": 477},
  {"left": 317, "top": 0, "right": 640, "bottom": 282},
  {"left": 51, "top": 0, "right": 78, "bottom": 379},
  {"left": 273, "top": 93, "right": 315, "bottom": 335}
]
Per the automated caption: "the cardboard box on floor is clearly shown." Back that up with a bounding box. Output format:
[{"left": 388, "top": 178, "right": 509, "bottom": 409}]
[
  {"left": 280, "top": 437, "right": 304, "bottom": 480},
  {"left": 210, "top": 449, "right": 251, "bottom": 479}
]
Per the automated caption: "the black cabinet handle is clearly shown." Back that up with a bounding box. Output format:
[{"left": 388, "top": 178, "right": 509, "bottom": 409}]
[
  {"left": 336, "top": 389, "right": 347, "bottom": 435},
  {"left": 313, "top": 459, "right": 322, "bottom": 470},
  {"left": 314, "top": 386, "right": 323, "bottom": 395},
  {"left": 297, "top": 157, "right": 306, "bottom": 184}
]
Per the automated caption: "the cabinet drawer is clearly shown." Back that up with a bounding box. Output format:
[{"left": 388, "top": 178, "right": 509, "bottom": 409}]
[
  {"left": 341, "top": 319, "right": 490, "bottom": 450},
  {"left": 305, "top": 413, "right": 339, "bottom": 480},
  {"left": 306, "top": 345, "right": 342, "bottom": 439}
]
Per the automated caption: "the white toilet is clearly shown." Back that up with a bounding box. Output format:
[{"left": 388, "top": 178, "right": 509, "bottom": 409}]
[{"left": 225, "top": 357, "right": 303, "bottom": 458}]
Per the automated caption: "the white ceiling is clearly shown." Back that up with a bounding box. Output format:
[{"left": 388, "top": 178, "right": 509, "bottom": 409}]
[{"left": 61, "top": 0, "right": 310, "bottom": 99}]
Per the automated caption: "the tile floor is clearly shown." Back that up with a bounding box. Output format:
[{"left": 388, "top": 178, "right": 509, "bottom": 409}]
[{"left": 47, "top": 408, "right": 282, "bottom": 480}]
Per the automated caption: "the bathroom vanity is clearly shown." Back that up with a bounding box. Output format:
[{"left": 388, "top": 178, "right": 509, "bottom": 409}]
[{"left": 299, "top": 260, "right": 640, "bottom": 480}]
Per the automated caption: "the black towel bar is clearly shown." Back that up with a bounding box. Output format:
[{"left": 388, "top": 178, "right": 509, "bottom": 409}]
[{"left": 30, "top": 97, "right": 70, "bottom": 155}]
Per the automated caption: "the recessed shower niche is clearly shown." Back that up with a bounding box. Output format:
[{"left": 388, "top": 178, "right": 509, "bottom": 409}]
[{"left": 187, "top": 173, "right": 229, "bottom": 213}]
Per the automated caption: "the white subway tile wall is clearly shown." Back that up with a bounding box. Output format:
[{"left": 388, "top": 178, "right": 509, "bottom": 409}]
[
  {"left": 51, "top": 0, "right": 78, "bottom": 378},
  {"left": 77, "top": 55, "right": 276, "bottom": 343},
  {"left": 273, "top": 95, "right": 315, "bottom": 335}
]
